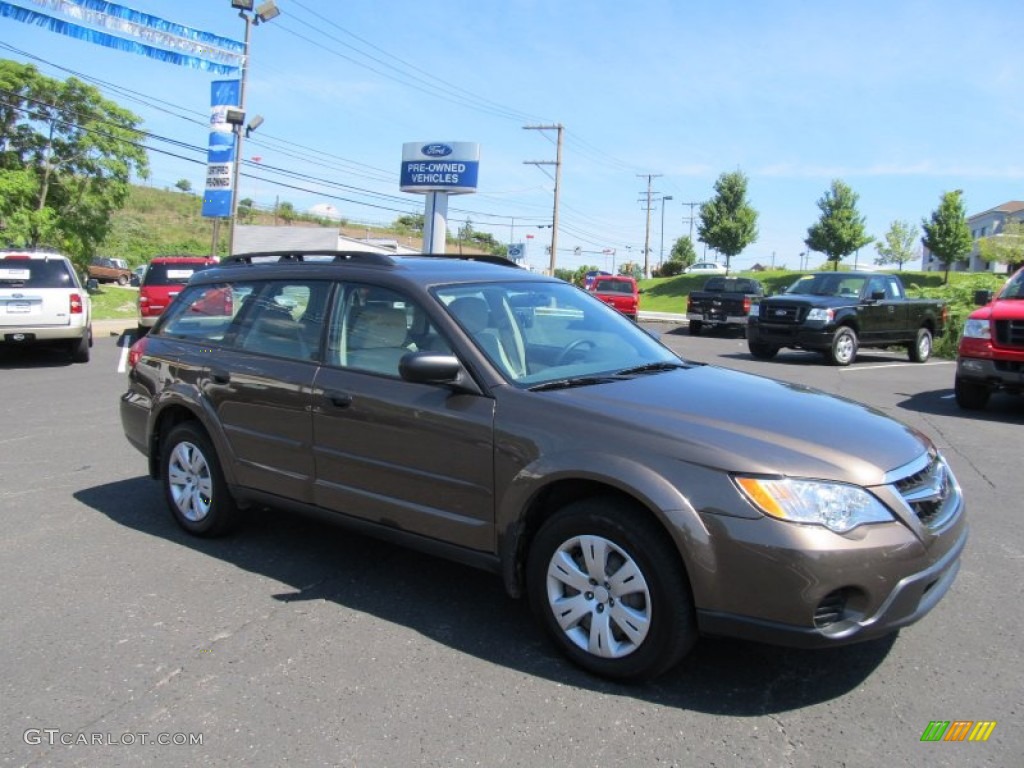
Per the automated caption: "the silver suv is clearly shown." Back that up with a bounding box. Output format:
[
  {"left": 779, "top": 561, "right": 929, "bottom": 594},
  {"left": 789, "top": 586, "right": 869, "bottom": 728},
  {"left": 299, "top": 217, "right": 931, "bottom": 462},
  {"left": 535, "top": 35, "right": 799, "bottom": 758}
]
[
  {"left": 120, "top": 251, "right": 967, "bottom": 680},
  {"left": 1, "top": 251, "right": 93, "bottom": 362}
]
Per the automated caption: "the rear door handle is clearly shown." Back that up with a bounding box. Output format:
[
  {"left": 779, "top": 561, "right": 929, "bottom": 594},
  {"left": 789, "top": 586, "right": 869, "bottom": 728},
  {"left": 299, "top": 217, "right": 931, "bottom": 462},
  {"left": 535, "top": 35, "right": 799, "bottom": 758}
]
[
  {"left": 325, "top": 391, "right": 353, "bottom": 408},
  {"left": 210, "top": 368, "right": 231, "bottom": 384}
]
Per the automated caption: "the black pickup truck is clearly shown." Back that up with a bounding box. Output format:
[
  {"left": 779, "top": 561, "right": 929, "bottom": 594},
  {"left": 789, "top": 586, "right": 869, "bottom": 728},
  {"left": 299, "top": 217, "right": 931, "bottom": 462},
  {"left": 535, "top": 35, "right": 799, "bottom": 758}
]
[
  {"left": 686, "top": 276, "right": 764, "bottom": 335},
  {"left": 746, "top": 271, "right": 947, "bottom": 366}
]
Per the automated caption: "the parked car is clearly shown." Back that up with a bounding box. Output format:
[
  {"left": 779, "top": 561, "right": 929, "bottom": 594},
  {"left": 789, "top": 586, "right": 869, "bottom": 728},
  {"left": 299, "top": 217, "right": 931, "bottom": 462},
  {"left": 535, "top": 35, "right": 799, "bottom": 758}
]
[
  {"left": 747, "top": 272, "right": 947, "bottom": 365},
  {"left": 684, "top": 261, "right": 728, "bottom": 275},
  {"left": 1, "top": 250, "right": 92, "bottom": 362},
  {"left": 583, "top": 269, "right": 612, "bottom": 290},
  {"left": 955, "top": 266, "right": 1024, "bottom": 410},
  {"left": 88, "top": 256, "right": 132, "bottom": 286},
  {"left": 131, "top": 264, "right": 147, "bottom": 286},
  {"left": 136, "top": 255, "right": 217, "bottom": 336},
  {"left": 686, "top": 276, "right": 764, "bottom": 335},
  {"left": 121, "top": 250, "right": 966, "bottom": 681},
  {"left": 590, "top": 275, "right": 641, "bottom": 320}
]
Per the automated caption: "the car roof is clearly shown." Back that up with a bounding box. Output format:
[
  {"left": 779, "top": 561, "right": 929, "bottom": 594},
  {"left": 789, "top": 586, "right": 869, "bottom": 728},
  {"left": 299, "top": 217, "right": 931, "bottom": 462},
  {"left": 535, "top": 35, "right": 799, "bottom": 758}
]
[
  {"left": 1, "top": 250, "right": 71, "bottom": 261},
  {"left": 194, "top": 251, "right": 555, "bottom": 289},
  {"left": 150, "top": 255, "right": 218, "bottom": 264}
]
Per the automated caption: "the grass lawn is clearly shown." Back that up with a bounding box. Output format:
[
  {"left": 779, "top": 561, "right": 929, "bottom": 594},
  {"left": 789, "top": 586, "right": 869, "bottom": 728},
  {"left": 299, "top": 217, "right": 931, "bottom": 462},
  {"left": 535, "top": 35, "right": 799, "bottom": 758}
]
[{"left": 89, "top": 285, "right": 138, "bottom": 321}]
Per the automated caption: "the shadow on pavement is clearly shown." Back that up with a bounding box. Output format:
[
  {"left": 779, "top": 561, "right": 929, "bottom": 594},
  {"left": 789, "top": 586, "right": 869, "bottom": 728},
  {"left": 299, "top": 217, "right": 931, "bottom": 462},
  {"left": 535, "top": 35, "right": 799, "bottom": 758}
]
[
  {"left": 76, "top": 477, "right": 895, "bottom": 716},
  {"left": 895, "top": 388, "right": 1024, "bottom": 423}
]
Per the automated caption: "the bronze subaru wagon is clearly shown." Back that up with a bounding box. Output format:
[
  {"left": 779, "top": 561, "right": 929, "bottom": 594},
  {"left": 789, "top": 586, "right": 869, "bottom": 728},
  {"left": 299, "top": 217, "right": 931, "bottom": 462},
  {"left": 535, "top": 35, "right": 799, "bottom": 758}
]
[{"left": 120, "top": 251, "right": 967, "bottom": 681}]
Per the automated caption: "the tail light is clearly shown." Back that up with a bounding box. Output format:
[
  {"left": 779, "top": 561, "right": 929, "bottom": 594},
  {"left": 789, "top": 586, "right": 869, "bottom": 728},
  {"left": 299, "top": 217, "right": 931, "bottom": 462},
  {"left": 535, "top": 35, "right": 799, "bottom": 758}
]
[
  {"left": 127, "top": 336, "right": 149, "bottom": 371},
  {"left": 743, "top": 296, "right": 751, "bottom": 313},
  {"left": 686, "top": 296, "right": 694, "bottom": 312},
  {"left": 70, "top": 293, "right": 84, "bottom": 314}
]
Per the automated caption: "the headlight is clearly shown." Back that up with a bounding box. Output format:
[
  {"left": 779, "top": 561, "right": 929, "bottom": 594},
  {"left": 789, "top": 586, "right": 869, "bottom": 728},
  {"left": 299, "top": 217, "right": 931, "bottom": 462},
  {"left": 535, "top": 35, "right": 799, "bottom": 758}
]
[
  {"left": 961, "top": 318, "right": 991, "bottom": 340},
  {"left": 806, "top": 307, "right": 834, "bottom": 322},
  {"left": 734, "top": 476, "right": 894, "bottom": 533}
]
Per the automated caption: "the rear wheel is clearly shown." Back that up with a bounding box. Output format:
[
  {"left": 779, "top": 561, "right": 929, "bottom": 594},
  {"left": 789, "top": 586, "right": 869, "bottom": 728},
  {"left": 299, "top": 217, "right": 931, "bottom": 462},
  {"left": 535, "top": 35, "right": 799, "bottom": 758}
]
[
  {"left": 117, "top": 274, "right": 129, "bottom": 286},
  {"left": 908, "top": 327, "right": 932, "bottom": 363},
  {"left": 526, "top": 498, "right": 696, "bottom": 681},
  {"left": 954, "top": 376, "right": 990, "bottom": 411},
  {"left": 748, "top": 340, "right": 779, "bottom": 360},
  {"left": 161, "top": 422, "right": 239, "bottom": 536},
  {"left": 688, "top": 320, "right": 703, "bottom": 336},
  {"left": 827, "top": 327, "right": 858, "bottom": 366},
  {"left": 70, "top": 328, "right": 91, "bottom": 363}
]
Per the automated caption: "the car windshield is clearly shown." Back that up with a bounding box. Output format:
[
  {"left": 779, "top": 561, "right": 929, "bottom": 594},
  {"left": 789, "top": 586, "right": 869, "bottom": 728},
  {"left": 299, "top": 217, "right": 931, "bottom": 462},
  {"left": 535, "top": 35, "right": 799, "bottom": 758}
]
[
  {"left": 434, "top": 280, "right": 678, "bottom": 388},
  {"left": 1001, "top": 270, "right": 1024, "bottom": 299},
  {"left": 785, "top": 274, "right": 866, "bottom": 297},
  {"left": 0, "top": 258, "right": 74, "bottom": 288}
]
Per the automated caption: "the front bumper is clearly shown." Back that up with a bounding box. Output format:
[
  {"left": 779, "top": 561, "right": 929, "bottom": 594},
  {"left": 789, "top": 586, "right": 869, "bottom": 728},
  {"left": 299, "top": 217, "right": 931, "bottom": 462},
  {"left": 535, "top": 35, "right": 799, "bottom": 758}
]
[
  {"left": 747, "top": 320, "right": 833, "bottom": 350},
  {"left": 957, "top": 355, "right": 1024, "bottom": 393}
]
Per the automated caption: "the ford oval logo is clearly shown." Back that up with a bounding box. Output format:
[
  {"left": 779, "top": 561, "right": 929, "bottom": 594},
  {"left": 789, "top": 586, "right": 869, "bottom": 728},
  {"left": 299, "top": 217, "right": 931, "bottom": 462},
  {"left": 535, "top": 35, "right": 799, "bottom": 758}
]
[{"left": 422, "top": 143, "right": 453, "bottom": 157}]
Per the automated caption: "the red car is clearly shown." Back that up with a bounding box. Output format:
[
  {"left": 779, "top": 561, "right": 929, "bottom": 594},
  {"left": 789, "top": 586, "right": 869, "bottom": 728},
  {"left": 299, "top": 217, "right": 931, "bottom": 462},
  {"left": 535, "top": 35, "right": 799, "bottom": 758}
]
[
  {"left": 955, "top": 266, "right": 1024, "bottom": 410},
  {"left": 591, "top": 275, "right": 641, "bottom": 319},
  {"left": 137, "top": 256, "right": 218, "bottom": 336}
]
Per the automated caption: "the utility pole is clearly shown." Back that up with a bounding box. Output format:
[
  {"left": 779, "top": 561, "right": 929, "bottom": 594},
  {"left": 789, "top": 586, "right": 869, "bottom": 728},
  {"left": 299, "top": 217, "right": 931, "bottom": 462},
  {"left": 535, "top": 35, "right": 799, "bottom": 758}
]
[
  {"left": 680, "top": 200, "right": 701, "bottom": 243},
  {"left": 637, "top": 174, "right": 661, "bottom": 278},
  {"left": 524, "top": 124, "right": 564, "bottom": 275}
]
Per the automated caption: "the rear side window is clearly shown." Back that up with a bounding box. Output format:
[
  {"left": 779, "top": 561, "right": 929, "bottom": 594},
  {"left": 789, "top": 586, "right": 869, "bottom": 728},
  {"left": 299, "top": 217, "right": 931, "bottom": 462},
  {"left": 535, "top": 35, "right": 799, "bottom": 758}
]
[
  {"left": 595, "top": 279, "right": 634, "bottom": 294},
  {"left": 143, "top": 263, "right": 210, "bottom": 286},
  {"left": 0, "top": 259, "right": 74, "bottom": 288}
]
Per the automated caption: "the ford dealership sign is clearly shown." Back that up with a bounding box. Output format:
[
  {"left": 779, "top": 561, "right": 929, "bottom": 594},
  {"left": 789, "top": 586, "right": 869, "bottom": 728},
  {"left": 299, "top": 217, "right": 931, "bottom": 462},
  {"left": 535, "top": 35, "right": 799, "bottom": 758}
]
[{"left": 401, "top": 141, "right": 480, "bottom": 194}]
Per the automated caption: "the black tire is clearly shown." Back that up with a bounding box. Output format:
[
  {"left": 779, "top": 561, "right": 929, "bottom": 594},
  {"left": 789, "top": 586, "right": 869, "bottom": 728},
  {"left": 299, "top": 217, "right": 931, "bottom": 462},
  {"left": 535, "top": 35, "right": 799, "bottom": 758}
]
[
  {"left": 117, "top": 274, "right": 129, "bottom": 286},
  {"left": 70, "top": 328, "right": 91, "bottom": 363},
  {"left": 954, "top": 376, "right": 990, "bottom": 411},
  {"left": 526, "top": 498, "right": 696, "bottom": 681},
  {"left": 908, "top": 327, "right": 932, "bottom": 363},
  {"left": 688, "top": 320, "right": 703, "bottom": 336},
  {"left": 161, "top": 422, "right": 239, "bottom": 537},
  {"left": 827, "top": 326, "right": 858, "bottom": 366},
  {"left": 136, "top": 325, "right": 149, "bottom": 339},
  {"left": 748, "top": 340, "right": 779, "bottom": 360}
]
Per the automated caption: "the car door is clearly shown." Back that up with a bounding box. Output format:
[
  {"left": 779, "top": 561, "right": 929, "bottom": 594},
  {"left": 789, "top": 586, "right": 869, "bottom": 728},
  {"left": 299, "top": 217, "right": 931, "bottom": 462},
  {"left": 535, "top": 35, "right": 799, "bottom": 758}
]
[
  {"left": 310, "top": 283, "right": 496, "bottom": 552},
  {"left": 179, "top": 279, "right": 328, "bottom": 504}
]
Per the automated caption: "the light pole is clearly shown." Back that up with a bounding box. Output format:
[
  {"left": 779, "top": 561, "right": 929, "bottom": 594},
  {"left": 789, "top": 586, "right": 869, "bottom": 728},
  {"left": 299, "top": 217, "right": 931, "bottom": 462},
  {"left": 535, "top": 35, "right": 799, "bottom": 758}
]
[
  {"left": 659, "top": 195, "right": 673, "bottom": 272},
  {"left": 227, "top": 0, "right": 280, "bottom": 257}
]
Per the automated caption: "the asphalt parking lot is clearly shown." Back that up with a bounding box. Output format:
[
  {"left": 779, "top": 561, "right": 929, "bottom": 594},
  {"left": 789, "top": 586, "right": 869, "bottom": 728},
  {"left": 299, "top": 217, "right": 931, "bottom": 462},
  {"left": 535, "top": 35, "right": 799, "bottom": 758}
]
[{"left": 1, "top": 323, "right": 1021, "bottom": 767}]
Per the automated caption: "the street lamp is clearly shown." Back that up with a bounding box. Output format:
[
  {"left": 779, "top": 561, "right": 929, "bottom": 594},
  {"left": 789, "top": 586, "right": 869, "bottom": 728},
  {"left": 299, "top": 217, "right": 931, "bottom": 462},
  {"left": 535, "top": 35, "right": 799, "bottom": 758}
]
[
  {"left": 227, "top": 0, "right": 280, "bottom": 257},
  {"left": 659, "top": 195, "right": 673, "bottom": 272}
]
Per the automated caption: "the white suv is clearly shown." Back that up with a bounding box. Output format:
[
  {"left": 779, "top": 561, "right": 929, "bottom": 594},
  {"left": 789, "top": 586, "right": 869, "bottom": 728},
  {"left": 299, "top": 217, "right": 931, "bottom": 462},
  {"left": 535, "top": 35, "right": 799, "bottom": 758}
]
[{"left": 0, "top": 251, "right": 93, "bottom": 362}]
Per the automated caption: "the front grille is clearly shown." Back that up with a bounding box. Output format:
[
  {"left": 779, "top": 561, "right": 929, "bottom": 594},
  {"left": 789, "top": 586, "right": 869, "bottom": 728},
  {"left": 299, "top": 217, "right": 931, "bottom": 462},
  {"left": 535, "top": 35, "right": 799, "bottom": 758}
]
[
  {"left": 892, "top": 454, "right": 960, "bottom": 531},
  {"left": 759, "top": 303, "right": 804, "bottom": 324},
  {"left": 995, "top": 319, "right": 1024, "bottom": 348}
]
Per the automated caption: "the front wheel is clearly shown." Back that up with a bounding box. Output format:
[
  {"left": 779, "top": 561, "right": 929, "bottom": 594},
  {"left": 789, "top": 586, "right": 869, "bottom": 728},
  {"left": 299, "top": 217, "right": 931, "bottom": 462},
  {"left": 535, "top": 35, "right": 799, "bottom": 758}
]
[
  {"left": 954, "top": 376, "right": 990, "bottom": 411},
  {"left": 526, "top": 498, "right": 696, "bottom": 681},
  {"left": 161, "top": 422, "right": 239, "bottom": 536},
  {"left": 908, "top": 327, "right": 932, "bottom": 363},
  {"left": 747, "top": 340, "right": 779, "bottom": 360},
  {"left": 117, "top": 274, "right": 129, "bottom": 286},
  {"left": 827, "top": 327, "right": 858, "bottom": 366}
]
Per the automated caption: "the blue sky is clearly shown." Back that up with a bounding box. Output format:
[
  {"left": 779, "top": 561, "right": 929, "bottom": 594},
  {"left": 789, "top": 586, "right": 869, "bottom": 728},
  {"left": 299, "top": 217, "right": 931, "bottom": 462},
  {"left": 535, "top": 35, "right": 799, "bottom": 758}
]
[{"left": 2, "top": 0, "right": 1022, "bottom": 273}]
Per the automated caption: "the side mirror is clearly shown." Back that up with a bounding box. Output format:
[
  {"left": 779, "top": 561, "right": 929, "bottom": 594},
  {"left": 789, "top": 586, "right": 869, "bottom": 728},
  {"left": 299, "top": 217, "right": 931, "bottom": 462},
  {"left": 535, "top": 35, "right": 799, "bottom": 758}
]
[
  {"left": 399, "top": 351, "right": 466, "bottom": 387},
  {"left": 973, "top": 289, "right": 994, "bottom": 306}
]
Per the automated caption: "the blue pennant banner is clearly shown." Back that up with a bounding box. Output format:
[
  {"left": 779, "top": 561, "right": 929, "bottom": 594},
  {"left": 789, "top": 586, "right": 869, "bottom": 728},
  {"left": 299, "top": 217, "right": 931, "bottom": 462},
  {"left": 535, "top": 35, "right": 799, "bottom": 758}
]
[{"left": 1, "top": 0, "right": 243, "bottom": 74}]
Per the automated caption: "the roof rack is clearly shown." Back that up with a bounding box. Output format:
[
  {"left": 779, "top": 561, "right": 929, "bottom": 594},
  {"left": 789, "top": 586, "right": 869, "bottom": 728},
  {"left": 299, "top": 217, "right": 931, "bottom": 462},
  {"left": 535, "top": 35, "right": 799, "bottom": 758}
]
[
  {"left": 221, "top": 250, "right": 396, "bottom": 266},
  {"left": 413, "top": 253, "right": 521, "bottom": 268}
]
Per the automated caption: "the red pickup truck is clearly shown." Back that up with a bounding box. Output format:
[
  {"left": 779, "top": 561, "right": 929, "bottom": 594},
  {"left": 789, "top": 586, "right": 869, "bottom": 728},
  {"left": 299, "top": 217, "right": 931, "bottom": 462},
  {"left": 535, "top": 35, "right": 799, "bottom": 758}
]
[
  {"left": 590, "top": 275, "right": 640, "bottom": 320},
  {"left": 955, "top": 266, "right": 1024, "bottom": 410}
]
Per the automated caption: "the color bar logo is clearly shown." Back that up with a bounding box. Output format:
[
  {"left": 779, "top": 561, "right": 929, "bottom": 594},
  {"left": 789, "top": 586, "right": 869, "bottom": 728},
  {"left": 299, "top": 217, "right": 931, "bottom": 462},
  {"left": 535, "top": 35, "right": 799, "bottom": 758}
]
[{"left": 920, "top": 721, "right": 996, "bottom": 742}]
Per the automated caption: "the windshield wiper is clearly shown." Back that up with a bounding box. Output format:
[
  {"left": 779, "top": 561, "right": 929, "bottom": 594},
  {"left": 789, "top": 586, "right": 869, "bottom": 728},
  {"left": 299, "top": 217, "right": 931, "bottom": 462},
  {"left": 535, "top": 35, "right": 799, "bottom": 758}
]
[
  {"left": 615, "top": 361, "right": 687, "bottom": 376},
  {"left": 528, "top": 376, "right": 622, "bottom": 392}
]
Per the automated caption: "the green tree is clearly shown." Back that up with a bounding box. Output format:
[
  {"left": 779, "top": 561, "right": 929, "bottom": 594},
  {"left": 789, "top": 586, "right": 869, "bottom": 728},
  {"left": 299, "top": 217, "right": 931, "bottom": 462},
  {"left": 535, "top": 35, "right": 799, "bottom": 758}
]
[
  {"left": 921, "top": 190, "right": 973, "bottom": 285},
  {"left": 668, "top": 236, "right": 698, "bottom": 267},
  {"left": 395, "top": 213, "right": 424, "bottom": 232},
  {"left": 978, "top": 218, "right": 1024, "bottom": 273},
  {"left": 238, "top": 197, "right": 255, "bottom": 223},
  {"left": 0, "top": 60, "right": 148, "bottom": 267},
  {"left": 277, "top": 200, "right": 296, "bottom": 224},
  {"left": 874, "top": 219, "right": 919, "bottom": 271},
  {"left": 174, "top": 178, "right": 192, "bottom": 194},
  {"left": 697, "top": 171, "right": 758, "bottom": 272},
  {"left": 805, "top": 180, "right": 873, "bottom": 271}
]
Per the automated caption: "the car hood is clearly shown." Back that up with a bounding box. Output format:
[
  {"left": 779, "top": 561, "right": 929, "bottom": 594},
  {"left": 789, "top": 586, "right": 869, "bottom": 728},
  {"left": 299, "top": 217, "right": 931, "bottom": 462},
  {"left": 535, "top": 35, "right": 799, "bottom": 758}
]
[{"left": 543, "top": 365, "right": 928, "bottom": 486}]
